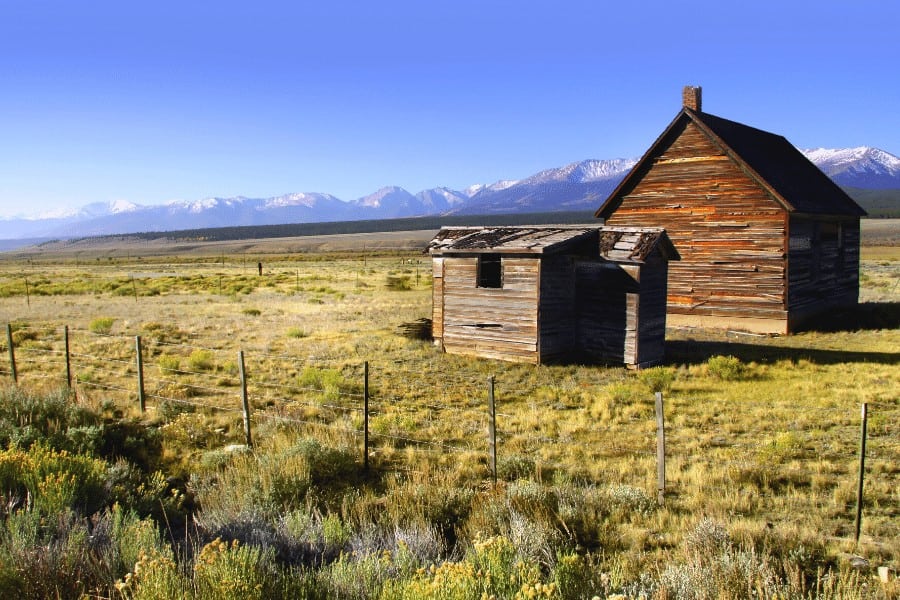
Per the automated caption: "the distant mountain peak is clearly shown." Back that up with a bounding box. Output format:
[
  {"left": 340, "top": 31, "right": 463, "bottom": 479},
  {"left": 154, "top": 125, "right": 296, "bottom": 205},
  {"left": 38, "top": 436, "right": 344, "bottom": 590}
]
[{"left": 801, "top": 146, "right": 900, "bottom": 189}]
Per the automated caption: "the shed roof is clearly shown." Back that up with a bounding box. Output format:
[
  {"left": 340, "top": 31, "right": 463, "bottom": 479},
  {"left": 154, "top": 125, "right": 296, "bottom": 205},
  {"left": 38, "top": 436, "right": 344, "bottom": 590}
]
[
  {"left": 429, "top": 226, "right": 679, "bottom": 263},
  {"left": 596, "top": 108, "right": 867, "bottom": 219},
  {"left": 429, "top": 226, "right": 596, "bottom": 255}
]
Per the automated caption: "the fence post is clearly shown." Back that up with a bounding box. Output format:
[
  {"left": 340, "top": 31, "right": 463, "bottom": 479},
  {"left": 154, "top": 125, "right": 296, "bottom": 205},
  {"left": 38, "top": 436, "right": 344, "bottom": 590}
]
[
  {"left": 854, "top": 402, "right": 868, "bottom": 544},
  {"left": 655, "top": 392, "right": 666, "bottom": 506},
  {"left": 363, "top": 360, "right": 369, "bottom": 471},
  {"left": 135, "top": 336, "right": 145, "bottom": 412},
  {"left": 239, "top": 350, "right": 253, "bottom": 448},
  {"left": 65, "top": 325, "right": 72, "bottom": 389},
  {"left": 489, "top": 375, "right": 497, "bottom": 485},
  {"left": 24, "top": 278, "right": 30, "bottom": 307},
  {"left": 6, "top": 324, "right": 16, "bottom": 384}
]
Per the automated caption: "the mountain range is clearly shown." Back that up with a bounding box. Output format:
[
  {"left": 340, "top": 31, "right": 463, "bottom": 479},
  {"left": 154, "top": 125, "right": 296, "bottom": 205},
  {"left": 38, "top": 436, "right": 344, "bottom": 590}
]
[{"left": 2, "top": 147, "right": 898, "bottom": 242}]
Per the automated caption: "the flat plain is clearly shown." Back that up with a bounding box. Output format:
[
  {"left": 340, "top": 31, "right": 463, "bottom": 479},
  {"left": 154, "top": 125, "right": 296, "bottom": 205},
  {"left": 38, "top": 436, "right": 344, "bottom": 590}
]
[{"left": 0, "top": 220, "right": 897, "bottom": 598}]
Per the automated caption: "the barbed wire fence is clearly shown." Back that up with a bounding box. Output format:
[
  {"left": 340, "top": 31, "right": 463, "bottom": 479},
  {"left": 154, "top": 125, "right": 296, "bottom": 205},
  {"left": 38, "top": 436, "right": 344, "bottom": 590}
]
[{"left": 0, "top": 321, "right": 894, "bottom": 542}]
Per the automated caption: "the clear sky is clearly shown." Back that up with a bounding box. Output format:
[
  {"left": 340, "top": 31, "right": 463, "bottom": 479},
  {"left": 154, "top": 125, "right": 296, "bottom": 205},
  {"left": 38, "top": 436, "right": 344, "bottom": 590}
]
[{"left": 1, "top": 0, "right": 898, "bottom": 218}]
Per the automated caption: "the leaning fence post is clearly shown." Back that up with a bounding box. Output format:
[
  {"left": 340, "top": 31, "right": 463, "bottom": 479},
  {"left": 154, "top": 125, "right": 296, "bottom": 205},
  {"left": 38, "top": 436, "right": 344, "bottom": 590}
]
[
  {"left": 655, "top": 391, "right": 666, "bottom": 506},
  {"left": 489, "top": 375, "right": 497, "bottom": 485},
  {"left": 854, "top": 402, "right": 868, "bottom": 544},
  {"left": 363, "top": 361, "right": 369, "bottom": 471},
  {"left": 239, "top": 350, "right": 253, "bottom": 448},
  {"left": 6, "top": 324, "right": 16, "bottom": 384},
  {"left": 135, "top": 336, "right": 145, "bottom": 412},
  {"left": 65, "top": 325, "right": 72, "bottom": 389}
]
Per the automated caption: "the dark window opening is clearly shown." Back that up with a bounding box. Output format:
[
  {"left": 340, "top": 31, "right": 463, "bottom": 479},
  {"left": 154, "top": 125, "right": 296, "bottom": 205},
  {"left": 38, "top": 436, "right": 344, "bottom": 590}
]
[{"left": 478, "top": 254, "right": 502, "bottom": 288}]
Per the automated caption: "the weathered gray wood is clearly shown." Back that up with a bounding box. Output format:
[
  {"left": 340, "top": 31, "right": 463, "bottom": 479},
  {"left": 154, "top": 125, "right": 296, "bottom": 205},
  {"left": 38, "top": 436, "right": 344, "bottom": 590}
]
[
  {"left": 135, "top": 336, "right": 145, "bottom": 412},
  {"left": 363, "top": 361, "right": 369, "bottom": 471},
  {"left": 855, "top": 402, "right": 868, "bottom": 544},
  {"left": 656, "top": 392, "right": 666, "bottom": 505},
  {"left": 6, "top": 324, "right": 16, "bottom": 383},
  {"left": 239, "top": 350, "right": 252, "bottom": 448},
  {"left": 64, "top": 325, "right": 72, "bottom": 389},
  {"left": 488, "top": 376, "right": 497, "bottom": 485}
]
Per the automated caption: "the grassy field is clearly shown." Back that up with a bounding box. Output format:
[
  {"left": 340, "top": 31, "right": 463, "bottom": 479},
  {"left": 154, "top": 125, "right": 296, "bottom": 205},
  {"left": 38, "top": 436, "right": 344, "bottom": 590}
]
[{"left": 0, "top": 223, "right": 897, "bottom": 599}]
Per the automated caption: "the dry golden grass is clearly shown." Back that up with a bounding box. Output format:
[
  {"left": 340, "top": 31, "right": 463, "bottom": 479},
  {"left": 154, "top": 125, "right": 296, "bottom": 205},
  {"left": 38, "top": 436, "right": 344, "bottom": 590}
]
[{"left": 0, "top": 237, "right": 898, "bottom": 576}]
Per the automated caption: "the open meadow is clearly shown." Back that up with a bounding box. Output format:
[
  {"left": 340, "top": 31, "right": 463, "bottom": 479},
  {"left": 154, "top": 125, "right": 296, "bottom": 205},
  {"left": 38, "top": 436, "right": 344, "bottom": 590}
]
[{"left": 0, "top": 222, "right": 897, "bottom": 599}]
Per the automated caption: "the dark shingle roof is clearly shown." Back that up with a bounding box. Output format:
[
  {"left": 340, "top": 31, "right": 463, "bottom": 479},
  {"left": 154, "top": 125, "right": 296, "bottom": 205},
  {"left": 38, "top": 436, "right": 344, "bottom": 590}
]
[
  {"left": 597, "top": 108, "right": 867, "bottom": 218},
  {"left": 692, "top": 111, "right": 866, "bottom": 216}
]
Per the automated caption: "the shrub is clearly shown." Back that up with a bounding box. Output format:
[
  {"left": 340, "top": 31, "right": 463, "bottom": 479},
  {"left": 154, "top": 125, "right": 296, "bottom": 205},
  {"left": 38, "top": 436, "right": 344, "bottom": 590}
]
[
  {"left": 193, "top": 537, "right": 275, "bottom": 600},
  {"left": 89, "top": 317, "right": 116, "bottom": 335},
  {"left": 497, "top": 454, "right": 535, "bottom": 481},
  {"left": 706, "top": 355, "right": 746, "bottom": 381},
  {"left": 157, "top": 354, "right": 181, "bottom": 374},
  {"left": 188, "top": 349, "right": 216, "bottom": 372},
  {"left": 0, "top": 444, "right": 107, "bottom": 516},
  {"left": 241, "top": 307, "right": 262, "bottom": 317},
  {"left": 286, "top": 327, "right": 308, "bottom": 339},
  {"left": 297, "top": 367, "right": 346, "bottom": 401},
  {"left": 385, "top": 274, "right": 412, "bottom": 291},
  {"left": 638, "top": 366, "right": 676, "bottom": 393}
]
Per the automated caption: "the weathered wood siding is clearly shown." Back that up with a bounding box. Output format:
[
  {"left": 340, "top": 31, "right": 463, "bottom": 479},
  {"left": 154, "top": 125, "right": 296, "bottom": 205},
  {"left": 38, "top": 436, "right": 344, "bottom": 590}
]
[
  {"left": 604, "top": 121, "right": 788, "bottom": 322},
  {"left": 440, "top": 256, "right": 540, "bottom": 363},
  {"left": 575, "top": 261, "right": 640, "bottom": 364},
  {"left": 432, "top": 258, "right": 444, "bottom": 345},
  {"left": 787, "top": 217, "right": 861, "bottom": 322},
  {"left": 538, "top": 255, "right": 577, "bottom": 362},
  {"left": 636, "top": 255, "right": 669, "bottom": 366}
]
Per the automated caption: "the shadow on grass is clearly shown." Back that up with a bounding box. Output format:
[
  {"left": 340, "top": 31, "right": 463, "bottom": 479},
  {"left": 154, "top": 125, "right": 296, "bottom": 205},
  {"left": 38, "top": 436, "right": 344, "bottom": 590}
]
[
  {"left": 666, "top": 302, "right": 900, "bottom": 367},
  {"left": 666, "top": 340, "right": 898, "bottom": 367},
  {"left": 795, "top": 301, "right": 900, "bottom": 333}
]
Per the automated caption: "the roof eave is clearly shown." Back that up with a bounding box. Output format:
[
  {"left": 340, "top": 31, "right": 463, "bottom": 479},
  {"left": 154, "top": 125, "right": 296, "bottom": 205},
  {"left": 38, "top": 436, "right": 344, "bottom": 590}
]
[
  {"left": 684, "top": 111, "right": 799, "bottom": 213},
  {"left": 595, "top": 109, "right": 695, "bottom": 219}
]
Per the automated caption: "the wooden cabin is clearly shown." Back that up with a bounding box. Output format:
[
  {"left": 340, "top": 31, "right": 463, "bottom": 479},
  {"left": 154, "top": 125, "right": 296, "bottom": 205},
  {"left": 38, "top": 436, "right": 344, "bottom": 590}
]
[
  {"left": 595, "top": 86, "right": 867, "bottom": 334},
  {"left": 429, "top": 226, "right": 678, "bottom": 367}
]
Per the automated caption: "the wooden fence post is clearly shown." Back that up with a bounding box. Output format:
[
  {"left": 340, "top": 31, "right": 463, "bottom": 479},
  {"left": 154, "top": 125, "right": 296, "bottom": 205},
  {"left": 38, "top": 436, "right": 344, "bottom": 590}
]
[
  {"left": 489, "top": 375, "right": 497, "bottom": 485},
  {"left": 65, "top": 325, "right": 72, "bottom": 389},
  {"left": 239, "top": 350, "right": 253, "bottom": 448},
  {"left": 24, "top": 278, "right": 30, "bottom": 307},
  {"left": 363, "top": 361, "right": 369, "bottom": 471},
  {"left": 655, "top": 392, "right": 666, "bottom": 506},
  {"left": 854, "top": 402, "right": 868, "bottom": 544},
  {"left": 135, "top": 336, "right": 145, "bottom": 412},
  {"left": 6, "top": 324, "right": 16, "bottom": 384}
]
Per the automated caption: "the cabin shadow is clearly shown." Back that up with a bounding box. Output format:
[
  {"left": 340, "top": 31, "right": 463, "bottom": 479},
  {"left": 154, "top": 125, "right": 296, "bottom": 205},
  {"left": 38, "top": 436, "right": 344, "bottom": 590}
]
[
  {"left": 794, "top": 301, "right": 900, "bottom": 333},
  {"left": 665, "top": 303, "right": 900, "bottom": 367},
  {"left": 666, "top": 339, "right": 897, "bottom": 367}
]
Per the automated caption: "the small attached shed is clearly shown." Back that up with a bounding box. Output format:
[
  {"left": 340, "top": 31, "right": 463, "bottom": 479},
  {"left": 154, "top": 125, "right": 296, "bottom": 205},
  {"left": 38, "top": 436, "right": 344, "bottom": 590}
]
[{"left": 429, "top": 226, "right": 678, "bottom": 367}]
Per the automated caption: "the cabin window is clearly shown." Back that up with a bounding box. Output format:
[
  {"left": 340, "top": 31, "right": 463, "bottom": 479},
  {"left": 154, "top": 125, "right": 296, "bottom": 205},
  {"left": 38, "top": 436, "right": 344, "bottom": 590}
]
[
  {"left": 820, "top": 222, "right": 839, "bottom": 244},
  {"left": 477, "top": 254, "right": 502, "bottom": 288}
]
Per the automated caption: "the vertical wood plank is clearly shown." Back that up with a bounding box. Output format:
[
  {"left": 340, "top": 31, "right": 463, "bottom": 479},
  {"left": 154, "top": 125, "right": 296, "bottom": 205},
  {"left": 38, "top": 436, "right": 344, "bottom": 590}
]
[
  {"left": 656, "top": 392, "right": 666, "bottom": 505},
  {"left": 364, "top": 361, "right": 369, "bottom": 471},
  {"left": 135, "top": 336, "right": 145, "bottom": 413},
  {"left": 239, "top": 350, "right": 253, "bottom": 448},
  {"left": 855, "top": 402, "right": 868, "bottom": 544},
  {"left": 489, "top": 375, "right": 497, "bottom": 485},
  {"left": 6, "top": 324, "right": 16, "bottom": 384}
]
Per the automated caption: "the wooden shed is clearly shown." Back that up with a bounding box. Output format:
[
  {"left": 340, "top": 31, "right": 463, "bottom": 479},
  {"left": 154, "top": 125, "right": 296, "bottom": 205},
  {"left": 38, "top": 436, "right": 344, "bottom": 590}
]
[
  {"left": 596, "top": 86, "right": 867, "bottom": 334},
  {"left": 429, "top": 226, "right": 678, "bottom": 367}
]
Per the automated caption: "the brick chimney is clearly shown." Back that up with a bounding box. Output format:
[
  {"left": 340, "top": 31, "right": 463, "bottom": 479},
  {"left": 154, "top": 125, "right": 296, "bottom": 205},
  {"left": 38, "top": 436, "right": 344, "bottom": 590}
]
[{"left": 682, "top": 85, "right": 702, "bottom": 112}]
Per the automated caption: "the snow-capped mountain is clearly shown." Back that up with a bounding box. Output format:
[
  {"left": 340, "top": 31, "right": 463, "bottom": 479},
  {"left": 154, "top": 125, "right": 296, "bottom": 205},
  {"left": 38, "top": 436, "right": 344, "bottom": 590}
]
[
  {"left": 453, "top": 158, "right": 637, "bottom": 215},
  {"left": 1, "top": 148, "right": 897, "bottom": 241},
  {"left": 801, "top": 147, "right": 900, "bottom": 189}
]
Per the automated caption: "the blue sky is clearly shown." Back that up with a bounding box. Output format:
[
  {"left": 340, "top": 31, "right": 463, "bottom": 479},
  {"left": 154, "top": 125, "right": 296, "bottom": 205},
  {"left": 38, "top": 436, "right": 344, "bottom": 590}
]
[{"left": 1, "top": 0, "right": 898, "bottom": 218}]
